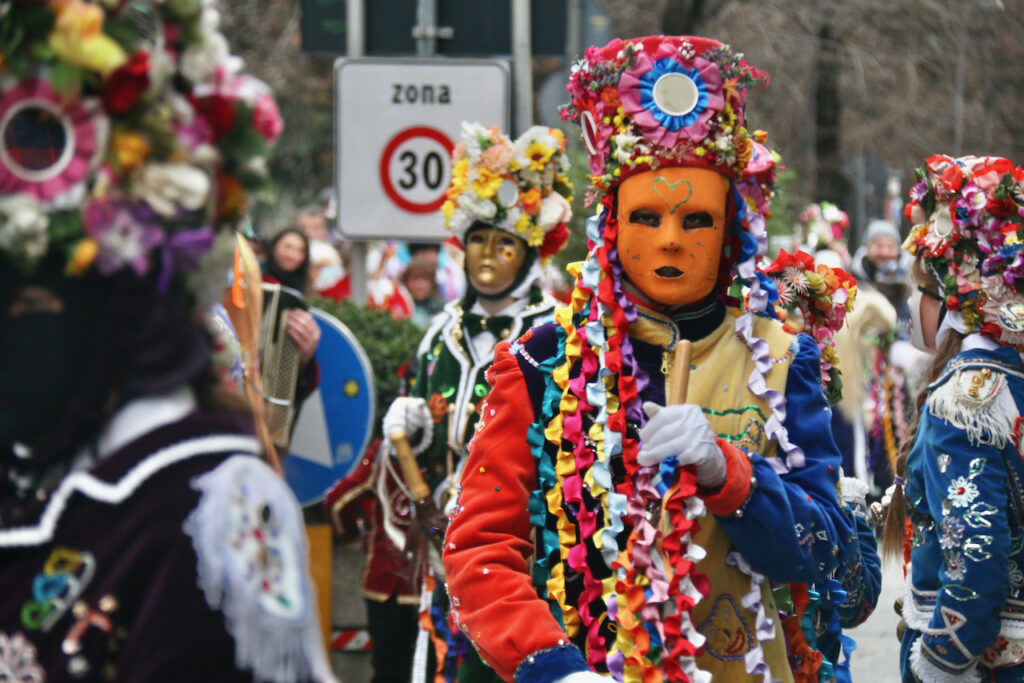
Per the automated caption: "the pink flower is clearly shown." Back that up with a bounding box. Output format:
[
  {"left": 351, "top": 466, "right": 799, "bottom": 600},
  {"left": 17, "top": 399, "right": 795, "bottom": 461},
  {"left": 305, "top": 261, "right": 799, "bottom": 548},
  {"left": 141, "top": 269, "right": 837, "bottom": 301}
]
[{"left": 252, "top": 92, "right": 283, "bottom": 143}]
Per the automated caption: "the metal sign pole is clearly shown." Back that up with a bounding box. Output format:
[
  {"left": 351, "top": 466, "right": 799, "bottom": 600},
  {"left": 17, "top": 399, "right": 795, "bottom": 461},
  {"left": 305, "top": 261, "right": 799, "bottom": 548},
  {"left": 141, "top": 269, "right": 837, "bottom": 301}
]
[
  {"left": 345, "top": 0, "right": 368, "bottom": 305},
  {"left": 511, "top": 0, "right": 533, "bottom": 135}
]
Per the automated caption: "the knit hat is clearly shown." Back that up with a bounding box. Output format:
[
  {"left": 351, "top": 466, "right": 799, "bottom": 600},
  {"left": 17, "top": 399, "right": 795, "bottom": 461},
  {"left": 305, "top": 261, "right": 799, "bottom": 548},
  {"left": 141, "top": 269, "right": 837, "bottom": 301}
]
[
  {"left": 561, "top": 35, "right": 768, "bottom": 196},
  {"left": 903, "top": 154, "right": 1024, "bottom": 348},
  {"left": 864, "top": 219, "right": 900, "bottom": 245},
  {"left": 0, "top": 0, "right": 281, "bottom": 308},
  {"left": 441, "top": 121, "right": 573, "bottom": 263}
]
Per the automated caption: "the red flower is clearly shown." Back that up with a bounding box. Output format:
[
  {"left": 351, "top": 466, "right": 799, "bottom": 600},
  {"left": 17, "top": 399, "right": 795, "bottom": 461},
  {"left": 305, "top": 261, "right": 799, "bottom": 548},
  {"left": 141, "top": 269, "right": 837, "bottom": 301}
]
[
  {"left": 981, "top": 323, "right": 1001, "bottom": 340},
  {"left": 201, "top": 95, "right": 237, "bottom": 140},
  {"left": 102, "top": 51, "right": 150, "bottom": 114},
  {"left": 939, "top": 165, "right": 964, "bottom": 193},
  {"left": 765, "top": 248, "right": 815, "bottom": 275},
  {"left": 538, "top": 223, "right": 569, "bottom": 259},
  {"left": 987, "top": 195, "right": 1017, "bottom": 218}
]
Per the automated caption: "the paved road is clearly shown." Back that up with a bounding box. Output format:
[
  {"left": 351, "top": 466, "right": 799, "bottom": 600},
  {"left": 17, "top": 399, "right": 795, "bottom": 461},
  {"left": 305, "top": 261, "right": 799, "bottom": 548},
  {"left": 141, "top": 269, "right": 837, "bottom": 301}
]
[{"left": 848, "top": 560, "right": 904, "bottom": 682}]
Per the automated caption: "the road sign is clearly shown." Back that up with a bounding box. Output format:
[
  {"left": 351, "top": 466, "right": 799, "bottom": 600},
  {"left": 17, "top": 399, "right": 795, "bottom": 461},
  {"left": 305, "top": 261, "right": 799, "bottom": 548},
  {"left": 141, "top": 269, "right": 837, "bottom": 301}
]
[
  {"left": 301, "top": 0, "right": 569, "bottom": 56},
  {"left": 334, "top": 57, "right": 509, "bottom": 240},
  {"left": 284, "top": 308, "right": 375, "bottom": 506}
]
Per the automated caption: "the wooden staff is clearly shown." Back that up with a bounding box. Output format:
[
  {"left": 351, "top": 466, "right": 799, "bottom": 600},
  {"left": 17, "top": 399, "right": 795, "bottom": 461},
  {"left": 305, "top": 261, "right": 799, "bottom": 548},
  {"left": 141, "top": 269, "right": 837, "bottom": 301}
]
[
  {"left": 389, "top": 429, "right": 431, "bottom": 501},
  {"left": 668, "top": 340, "right": 693, "bottom": 405}
]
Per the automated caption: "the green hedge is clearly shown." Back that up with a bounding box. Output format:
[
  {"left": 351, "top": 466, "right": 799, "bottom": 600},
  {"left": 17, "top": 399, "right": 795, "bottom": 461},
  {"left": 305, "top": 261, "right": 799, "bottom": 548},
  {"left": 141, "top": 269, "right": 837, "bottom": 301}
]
[{"left": 310, "top": 298, "right": 423, "bottom": 439}]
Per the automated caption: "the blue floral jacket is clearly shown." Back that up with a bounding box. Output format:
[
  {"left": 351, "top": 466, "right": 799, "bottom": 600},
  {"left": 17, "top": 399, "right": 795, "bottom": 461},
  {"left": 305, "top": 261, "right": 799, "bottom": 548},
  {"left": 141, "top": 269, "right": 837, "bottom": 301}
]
[{"left": 903, "top": 345, "right": 1024, "bottom": 681}]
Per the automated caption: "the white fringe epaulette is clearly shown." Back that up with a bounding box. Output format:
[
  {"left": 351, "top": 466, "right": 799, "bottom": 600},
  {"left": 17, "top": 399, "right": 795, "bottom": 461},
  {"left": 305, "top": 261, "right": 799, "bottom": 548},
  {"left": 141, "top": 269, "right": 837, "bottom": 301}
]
[
  {"left": 183, "top": 456, "right": 336, "bottom": 683},
  {"left": 925, "top": 367, "right": 1018, "bottom": 448}
]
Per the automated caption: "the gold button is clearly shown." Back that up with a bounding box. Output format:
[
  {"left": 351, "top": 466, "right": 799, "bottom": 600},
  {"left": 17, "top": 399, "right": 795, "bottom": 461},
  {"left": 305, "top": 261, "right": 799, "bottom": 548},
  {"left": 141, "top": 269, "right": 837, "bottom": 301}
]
[
  {"left": 500, "top": 328, "right": 510, "bottom": 339},
  {"left": 983, "top": 368, "right": 993, "bottom": 378},
  {"left": 466, "top": 403, "right": 476, "bottom": 415},
  {"left": 99, "top": 594, "right": 119, "bottom": 613},
  {"left": 968, "top": 387, "right": 979, "bottom": 398}
]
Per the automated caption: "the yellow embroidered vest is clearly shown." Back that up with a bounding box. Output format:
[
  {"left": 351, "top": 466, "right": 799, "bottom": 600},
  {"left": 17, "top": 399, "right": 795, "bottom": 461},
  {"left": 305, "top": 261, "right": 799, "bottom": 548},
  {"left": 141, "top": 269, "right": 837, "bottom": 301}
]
[{"left": 630, "top": 308, "right": 798, "bottom": 682}]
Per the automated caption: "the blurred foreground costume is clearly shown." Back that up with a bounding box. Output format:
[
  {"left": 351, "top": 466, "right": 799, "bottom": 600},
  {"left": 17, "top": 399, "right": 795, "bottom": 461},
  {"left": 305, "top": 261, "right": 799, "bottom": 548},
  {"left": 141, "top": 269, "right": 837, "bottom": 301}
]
[
  {"left": 443, "top": 36, "right": 878, "bottom": 683},
  {"left": 0, "top": 1, "right": 332, "bottom": 680}
]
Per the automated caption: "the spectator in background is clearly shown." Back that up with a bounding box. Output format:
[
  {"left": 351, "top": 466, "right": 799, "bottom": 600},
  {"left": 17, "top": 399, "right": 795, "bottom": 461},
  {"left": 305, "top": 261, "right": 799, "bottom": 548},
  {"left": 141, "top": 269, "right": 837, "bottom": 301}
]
[
  {"left": 401, "top": 255, "right": 445, "bottom": 328},
  {"left": 851, "top": 219, "right": 912, "bottom": 331},
  {"left": 296, "top": 204, "right": 330, "bottom": 243},
  {"left": 309, "top": 240, "right": 350, "bottom": 301},
  {"left": 264, "top": 228, "right": 312, "bottom": 295}
]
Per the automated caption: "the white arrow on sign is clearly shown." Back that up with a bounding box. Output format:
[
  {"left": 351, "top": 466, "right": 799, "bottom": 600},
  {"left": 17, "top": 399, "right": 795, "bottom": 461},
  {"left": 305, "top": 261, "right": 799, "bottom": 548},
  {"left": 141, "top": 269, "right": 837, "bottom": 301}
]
[{"left": 289, "top": 388, "right": 333, "bottom": 468}]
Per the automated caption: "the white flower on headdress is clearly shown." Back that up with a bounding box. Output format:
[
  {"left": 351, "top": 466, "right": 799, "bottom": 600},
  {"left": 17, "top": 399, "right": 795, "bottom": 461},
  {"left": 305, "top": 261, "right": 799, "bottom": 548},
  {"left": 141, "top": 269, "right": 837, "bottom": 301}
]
[
  {"left": 180, "top": 9, "right": 233, "bottom": 84},
  {"left": 460, "top": 121, "right": 488, "bottom": 162},
  {"left": 447, "top": 206, "right": 473, "bottom": 235},
  {"left": 132, "top": 163, "right": 211, "bottom": 217},
  {"left": 614, "top": 133, "right": 641, "bottom": 164},
  {"left": 0, "top": 196, "right": 49, "bottom": 263},
  {"left": 538, "top": 192, "right": 571, "bottom": 230},
  {"left": 459, "top": 192, "right": 497, "bottom": 222}
]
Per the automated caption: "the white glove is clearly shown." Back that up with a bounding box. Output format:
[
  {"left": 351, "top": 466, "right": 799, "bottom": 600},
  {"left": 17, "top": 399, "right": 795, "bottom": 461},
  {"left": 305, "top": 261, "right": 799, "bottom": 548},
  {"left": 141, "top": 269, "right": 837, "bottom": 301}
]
[
  {"left": 637, "top": 402, "right": 726, "bottom": 488},
  {"left": 553, "top": 671, "right": 608, "bottom": 683},
  {"left": 382, "top": 396, "right": 433, "bottom": 454}
]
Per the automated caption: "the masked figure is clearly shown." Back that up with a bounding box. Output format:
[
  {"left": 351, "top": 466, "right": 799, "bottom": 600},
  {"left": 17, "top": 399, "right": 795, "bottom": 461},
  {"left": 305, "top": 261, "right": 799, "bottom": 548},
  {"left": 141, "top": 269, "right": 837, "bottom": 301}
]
[
  {"left": 444, "top": 35, "right": 874, "bottom": 683},
  {"left": 0, "top": 2, "right": 333, "bottom": 680},
  {"left": 345, "top": 122, "right": 572, "bottom": 683},
  {"left": 887, "top": 155, "right": 1024, "bottom": 683}
]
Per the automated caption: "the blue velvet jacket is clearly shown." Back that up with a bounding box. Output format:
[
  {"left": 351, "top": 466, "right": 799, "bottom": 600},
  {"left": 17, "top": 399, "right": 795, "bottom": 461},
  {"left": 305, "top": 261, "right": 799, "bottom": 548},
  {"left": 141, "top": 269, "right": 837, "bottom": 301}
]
[{"left": 902, "top": 345, "right": 1024, "bottom": 681}]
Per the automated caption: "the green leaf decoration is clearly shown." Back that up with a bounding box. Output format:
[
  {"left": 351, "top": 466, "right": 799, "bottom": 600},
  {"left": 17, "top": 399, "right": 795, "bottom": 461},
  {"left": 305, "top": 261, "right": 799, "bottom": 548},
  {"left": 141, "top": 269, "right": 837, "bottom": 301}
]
[{"left": 51, "top": 60, "right": 83, "bottom": 99}]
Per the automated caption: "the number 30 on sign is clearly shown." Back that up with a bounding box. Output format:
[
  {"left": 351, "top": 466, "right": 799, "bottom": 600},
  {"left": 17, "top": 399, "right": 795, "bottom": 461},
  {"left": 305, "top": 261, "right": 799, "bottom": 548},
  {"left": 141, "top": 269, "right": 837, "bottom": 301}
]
[{"left": 378, "top": 126, "right": 454, "bottom": 214}]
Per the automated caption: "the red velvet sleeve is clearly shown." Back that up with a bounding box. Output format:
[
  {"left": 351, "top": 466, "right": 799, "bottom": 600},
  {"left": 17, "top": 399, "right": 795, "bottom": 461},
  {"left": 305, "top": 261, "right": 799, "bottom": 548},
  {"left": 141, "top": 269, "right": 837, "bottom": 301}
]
[{"left": 443, "top": 341, "right": 571, "bottom": 682}]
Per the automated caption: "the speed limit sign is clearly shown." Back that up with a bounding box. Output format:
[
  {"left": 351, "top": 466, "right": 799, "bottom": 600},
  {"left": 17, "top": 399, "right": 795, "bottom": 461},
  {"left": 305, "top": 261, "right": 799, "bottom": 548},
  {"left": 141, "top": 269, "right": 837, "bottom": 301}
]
[
  {"left": 379, "top": 126, "right": 454, "bottom": 214},
  {"left": 335, "top": 58, "right": 510, "bottom": 240}
]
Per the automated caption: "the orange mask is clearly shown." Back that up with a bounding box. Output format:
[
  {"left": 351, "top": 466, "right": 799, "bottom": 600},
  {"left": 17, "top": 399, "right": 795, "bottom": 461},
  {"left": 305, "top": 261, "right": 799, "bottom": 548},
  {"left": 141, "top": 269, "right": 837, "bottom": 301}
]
[
  {"left": 465, "top": 227, "right": 528, "bottom": 296},
  {"left": 616, "top": 167, "right": 729, "bottom": 306}
]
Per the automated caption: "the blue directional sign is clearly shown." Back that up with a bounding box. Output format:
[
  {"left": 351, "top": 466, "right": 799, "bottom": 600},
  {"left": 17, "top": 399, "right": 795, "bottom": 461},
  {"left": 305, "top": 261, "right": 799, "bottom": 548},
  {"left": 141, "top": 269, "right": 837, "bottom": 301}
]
[{"left": 283, "top": 308, "right": 375, "bottom": 506}]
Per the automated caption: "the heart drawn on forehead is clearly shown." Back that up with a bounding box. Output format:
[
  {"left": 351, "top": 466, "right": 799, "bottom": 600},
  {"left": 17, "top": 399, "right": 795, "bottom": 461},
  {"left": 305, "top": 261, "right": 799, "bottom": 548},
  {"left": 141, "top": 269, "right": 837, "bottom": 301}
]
[{"left": 653, "top": 176, "right": 694, "bottom": 215}]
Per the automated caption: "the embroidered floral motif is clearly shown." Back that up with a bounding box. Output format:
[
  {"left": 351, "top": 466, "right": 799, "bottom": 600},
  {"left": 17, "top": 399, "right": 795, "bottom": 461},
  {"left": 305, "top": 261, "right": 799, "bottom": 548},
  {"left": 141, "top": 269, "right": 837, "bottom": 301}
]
[
  {"left": 944, "top": 551, "right": 967, "bottom": 581},
  {"left": 21, "top": 546, "right": 96, "bottom": 632},
  {"left": 939, "top": 517, "right": 965, "bottom": 550},
  {"left": 0, "top": 631, "right": 44, "bottom": 683},
  {"left": 947, "top": 477, "right": 979, "bottom": 508}
]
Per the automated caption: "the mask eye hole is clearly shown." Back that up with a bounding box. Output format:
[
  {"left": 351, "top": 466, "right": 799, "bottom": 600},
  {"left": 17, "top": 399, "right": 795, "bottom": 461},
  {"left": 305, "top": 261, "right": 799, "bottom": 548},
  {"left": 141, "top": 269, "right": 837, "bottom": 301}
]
[
  {"left": 682, "top": 211, "right": 714, "bottom": 230},
  {"left": 628, "top": 209, "right": 661, "bottom": 227},
  {"left": 468, "top": 232, "right": 486, "bottom": 245}
]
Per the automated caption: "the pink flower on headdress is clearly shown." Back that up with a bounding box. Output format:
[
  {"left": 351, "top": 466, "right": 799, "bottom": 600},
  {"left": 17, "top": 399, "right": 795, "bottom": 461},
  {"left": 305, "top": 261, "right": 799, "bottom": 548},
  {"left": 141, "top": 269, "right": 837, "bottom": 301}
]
[{"left": 618, "top": 42, "right": 723, "bottom": 150}]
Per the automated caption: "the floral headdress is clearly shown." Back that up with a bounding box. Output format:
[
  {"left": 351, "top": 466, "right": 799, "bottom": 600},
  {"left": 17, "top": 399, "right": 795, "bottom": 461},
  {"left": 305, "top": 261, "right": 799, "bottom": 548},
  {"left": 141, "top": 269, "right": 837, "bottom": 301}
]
[
  {"left": 800, "top": 202, "right": 850, "bottom": 251},
  {"left": 561, "top": 35, "right": 768, "bottom": 200},
  {"left": 764, "top": 249, "right": 857, "bottom": 404},
  {"left": 903, "top": 154, "right": 1024, "bottom": 349},
  {"left": 441, "top": 121, "right": 573, "bottom": 262},
  {"left": 0, "top": 0, "right": 281, "bottom": 304}
]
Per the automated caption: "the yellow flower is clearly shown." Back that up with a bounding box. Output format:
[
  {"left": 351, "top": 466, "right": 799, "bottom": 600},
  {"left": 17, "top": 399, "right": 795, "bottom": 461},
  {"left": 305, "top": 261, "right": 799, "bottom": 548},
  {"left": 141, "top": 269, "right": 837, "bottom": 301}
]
[
  {"left": 441, "top": 199, "right": 456, "bottom": 220},
  {"left": 48, "top": 0, "right": 127, "bottom": 76},
  {"left": 471, "top": 166, "right": 502, "bottom": 199},
  {"left": 523, "top": 142, "right": 555, "bottom": 172},
  {"left": 65, "top": 237, "right": 98, "bottom": 277},
  {"left": 528, "top": 224, "right": 545, "bottom": 247},
  {"left": 112, "top": 131, "right": 150, "bottom": 171},
  {"left": 515, "top": 211, "right": 532, "bottom": 234},
  {"left": 450, "top": 158, "right": 469, "bottom": 191},
  {"left": 520, "top": 187, "right": 542, "bottom": 215},
  {"left": 806, "top": 272, "right": 826, "bottom": 294}
]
